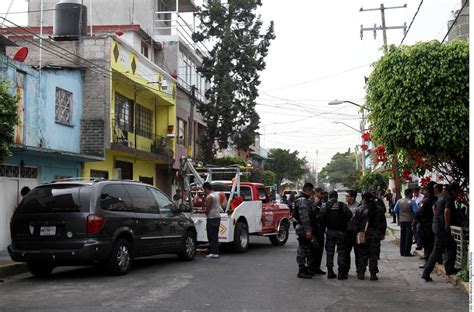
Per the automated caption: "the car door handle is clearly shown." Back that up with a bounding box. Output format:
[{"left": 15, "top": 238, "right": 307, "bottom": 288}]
[{"left": 178, "top": 221, "right": 186, "bottom": 226}]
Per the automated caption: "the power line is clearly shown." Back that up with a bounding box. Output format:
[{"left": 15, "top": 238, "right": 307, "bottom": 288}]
[
  {"left": 442, "top": 0, "right": 468, "bottom": 43},
  {"left": 399, "top": 0, "right": 424, "bottom": 45},
  {"left": 261, "top": 63, "right": 372, "bottom": 92}
]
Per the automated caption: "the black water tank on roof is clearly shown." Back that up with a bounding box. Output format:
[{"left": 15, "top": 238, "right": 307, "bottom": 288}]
[{"left": 53, "top": 0, "right": 88, "bottom": 41}]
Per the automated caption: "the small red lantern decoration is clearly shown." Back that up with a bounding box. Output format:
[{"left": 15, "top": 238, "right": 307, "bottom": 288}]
[
  {"left": 115, "top": 31, "right": 124, "bottom": 36},
  {"left": 171, "top": 70, "right": 177, "bottom": 79},
  {"left": 13, "top": 47, "right": 29, "bottom": 62},
  {"left": 167, "top": 125, "right": 174, "bottom": 134}
]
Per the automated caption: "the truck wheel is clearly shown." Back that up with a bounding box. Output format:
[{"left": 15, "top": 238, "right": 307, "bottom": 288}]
[
  {"left": 178, "top": 231, "right": 196, "bottom": 261},
  {"left": 232, "top": 222, "right": 249, "bottom": 253},
  {"left": 269, "top": 223, "right": 289, "bottom": 246},
  {"left": 27, "top": 262, "right": 54, "bottom": 277},
  {"left": 105, "top": 238, "right": 132, "bottom": 275}
]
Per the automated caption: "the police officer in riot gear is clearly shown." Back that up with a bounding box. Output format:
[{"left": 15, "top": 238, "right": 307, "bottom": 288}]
[
  {"left": 320, "top": 190, "right": 353, "bottom": 280},
  {"left": 307, "top": 187, "right": 326, "bottom": 276},
  {"left": 293, "top": 183, "right": 315, "bottom": 279},
  {"left": 353, "top": 192, "right": 387, "bottom": 281}
]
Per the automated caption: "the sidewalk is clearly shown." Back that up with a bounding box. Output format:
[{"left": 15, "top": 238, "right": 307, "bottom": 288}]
[
  {"left": 0, "top": 250, "right": 26, "bottom": 279},
  {"left": 385, "top": 215, "right": 469, "bottom": 295}
]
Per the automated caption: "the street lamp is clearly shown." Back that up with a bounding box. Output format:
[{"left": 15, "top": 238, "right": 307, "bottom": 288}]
[
  {"left": 329, "top": 100, "right": 369, "bottom": 173},
  {"left": 333, "top": 121, "right": 361, "bottom": 133}
]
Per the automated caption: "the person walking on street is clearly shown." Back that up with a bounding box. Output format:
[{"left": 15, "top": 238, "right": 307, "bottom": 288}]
[
  {"left": 422, "top": 183, "right": 462, "bottom": 281},
  {"left": 413, "top": 182, "right": 437, "bottom": 268},
  {"left": 353, "top": 192, "right": 387, "bottom": 281},
  {"left": 293, "top": 183, "right": 315, "bottom": 279},
  {"left": 321, "top": 191, "right": 353, "bottom": 280},
  {"left": 203, "top": 182, "right": 225, "bottom": 259},
  {"left": 342, "top": 189, "right": 359, "bottom": 277},
  {"left": 384, "top": 189, "right": 396, "bottom": 224},
  {"left": 394, "top": 189, "right": 418, "bottom": 257}
]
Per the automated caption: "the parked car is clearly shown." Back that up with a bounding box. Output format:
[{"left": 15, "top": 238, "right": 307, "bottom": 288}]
[{"left": 8, "top": 180, "right": 197, "bottom": 277}]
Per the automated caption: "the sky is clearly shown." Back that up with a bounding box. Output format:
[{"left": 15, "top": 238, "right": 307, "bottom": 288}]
[{"left": 0, "top": 0, "right": 464, "bottom": 173}]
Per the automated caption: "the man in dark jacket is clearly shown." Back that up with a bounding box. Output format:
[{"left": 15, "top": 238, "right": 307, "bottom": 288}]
[
  {"left": 320, "top": 190, "right": 353, "bottom": 280},
  {"left": 422, "top": 183, "right": 461, "bottom": 281}
]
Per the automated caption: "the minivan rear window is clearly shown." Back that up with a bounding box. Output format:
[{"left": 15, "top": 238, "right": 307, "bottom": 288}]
[{"left": 16, "top": 185, "right": 89, "bottom": 214}]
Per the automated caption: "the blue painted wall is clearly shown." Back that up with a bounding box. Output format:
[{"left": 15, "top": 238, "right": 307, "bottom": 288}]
[{"left": 0, "top": 54, "right": 83, "bottom": 154}]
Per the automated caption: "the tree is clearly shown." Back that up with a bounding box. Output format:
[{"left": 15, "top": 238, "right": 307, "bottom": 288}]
[
  {"left": 319, "top": 151, "right": 360, "bottom": 189},
  {"left": 261, "top": 170, "right": 276, "bottom": 186},
  {"left": 264, "top": 148, "right": 306, "bottom": 191},
  {"left": 358, "top": 172, "right": 389, "bottom": 194},
  {"left": 193, "top": 0, "right": 275, "bottom": 162},
  {"left": 366, "top": 40, "right": 469, "bottom": 193},
  {"left": 0, "top": 79, "right": 18, "bottom": 162}
]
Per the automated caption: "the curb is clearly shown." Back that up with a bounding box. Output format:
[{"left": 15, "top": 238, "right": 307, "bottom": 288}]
[{"left": 0, "top": 262, "right": 27, "bottom": 279}]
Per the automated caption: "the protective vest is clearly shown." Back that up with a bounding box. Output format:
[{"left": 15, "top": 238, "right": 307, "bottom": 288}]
[{"left": 325, "top": 201, "right": 346, "bottom": 231}]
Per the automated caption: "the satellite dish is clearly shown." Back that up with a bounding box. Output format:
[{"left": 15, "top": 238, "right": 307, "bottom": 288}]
[{"left": 13, "top": 47, "right": 28, "bottom": 62}]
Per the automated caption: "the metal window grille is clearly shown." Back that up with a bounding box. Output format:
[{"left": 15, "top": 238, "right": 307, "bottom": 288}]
[
  {"left": 55, "top": 87, "right": 73, "bottom": 125},
  {"left": 115, "top": 93, "right": 134, "bottom": 132},
  {"left": 136, "top": 105, "right": 152, "bottom": 139}
]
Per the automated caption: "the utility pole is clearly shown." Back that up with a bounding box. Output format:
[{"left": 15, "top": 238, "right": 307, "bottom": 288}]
[
  {"left": 315, "top": 150, "right": 319, "bottom": 184},
  {"left": 360, "top": 3, "right": 406, "bottom": 200},
  {"left": 360, "top": 3, "right": 407, "bottom": 50},
  {"left": 188, "top": 85, "right": 196, "bottom": 157}
]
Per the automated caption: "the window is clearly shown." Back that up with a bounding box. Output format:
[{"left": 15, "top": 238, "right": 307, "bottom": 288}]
[
  {"left": 115, "top": 93, "right": 134, "bottom": 133},
  {"left": 257, "top": 187, "right": 269, "bottom": 203},
  {"left": 150, "top": 188, "right": 174, "bottom": 213},
  {"left": 90, "top": 169, "right": 109, "bottom": 180},
  {"left": 240, "top": 186, "right": 253, "bottom": 201},
  {"left": 100, "top": 184, "right": 133, "bottom": 212},
  {"left": 18, "top": 186, "right": 89, "bottom": 214},
  {"left": 124, "top": 184, "right": 158, "bottom": 213},
  {"left": 141, "top": 41, "right": 149, "bottom": 58},
  {"left": 177, "top": 118, "right": 187, "bottom": 146},
  {"left": 55, "top": 87, "right": 73, "bottom": 125},
  {"left": 136, "top": 105, "right": 152, "bottom": 139}
]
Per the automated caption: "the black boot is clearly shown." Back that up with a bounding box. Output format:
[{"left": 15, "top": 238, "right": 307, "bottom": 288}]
[
  {"left": 357, "top": 272, "right": 365, "bottom": 280},
  {"left": 370, "top": 273, "right": 378, "bottom": 281},
  {"left": 337, "top": 272, "right": 348, "bottom": 280},
  {"left": 327, "top": 268, "right": 336, "bottom": 279},
  {"left": 297, "top": 268, "right": 312, "bottom": 279}
]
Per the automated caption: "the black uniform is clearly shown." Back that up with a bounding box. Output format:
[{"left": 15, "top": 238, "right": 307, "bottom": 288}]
[
  {"left": 321, "top": 199, "right": 353, "bottom": 277},
  {"left": 353, "top": 201, "right": 387, "bottom": 278},
  {"left": 307, "top": 198, "right": 325, "bottom": 274},
  {"left": 414, "top": 194, "right": 436, "bottom": 260},
  {"left": 422, "top": 192, "right": 458, "bottom": 280}
]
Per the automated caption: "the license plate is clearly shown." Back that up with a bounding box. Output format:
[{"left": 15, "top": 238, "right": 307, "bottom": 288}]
[{"left": 40, "top": 226, "right": 56, "bottom": 236}]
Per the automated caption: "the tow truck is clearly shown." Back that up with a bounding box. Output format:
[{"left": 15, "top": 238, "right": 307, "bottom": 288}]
[{"left": 178, "top": 158, "right": 291, "bottom": 253}]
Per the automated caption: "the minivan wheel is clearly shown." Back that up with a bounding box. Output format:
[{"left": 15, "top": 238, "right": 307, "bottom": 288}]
[
  {"left": 178, "top": 231, "right": 196, "bottom": 261},
  {"left": 106, "top": 239, "right": 132, "bottom": 275},
  {"left": 27, "top": 262, "right": 54, "bottom": 277}
]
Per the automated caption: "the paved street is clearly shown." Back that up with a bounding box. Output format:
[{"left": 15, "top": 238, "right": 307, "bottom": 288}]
[{"left": 0, "top": 231, "right": 468, "bottom": 312}]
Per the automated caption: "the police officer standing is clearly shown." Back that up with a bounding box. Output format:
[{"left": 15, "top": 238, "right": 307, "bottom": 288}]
[
  {"left": 307, "top": 187, "right": 326, "bottom": 276},
  {"left": 293, "top": 182, "right": 315, "bottom": 279},
  {"left": 353, "top": 192, "right": 387, "bottom": 280},
  {"left": 320, "top": 190, "right": 353, "bottom": 280}
]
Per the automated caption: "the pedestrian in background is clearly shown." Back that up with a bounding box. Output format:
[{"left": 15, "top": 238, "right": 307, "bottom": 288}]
[
  {"left": 321, "top": 190, "right": 353, "bottom": 280},
  {"left": 293, "top": 183, "right": 315, "bottom": 279},
  {"left": 394, "top": 189, "right": 417, "bottom": 257},
  {"left": 353, "top": 192, "right": 387, "bottom": 281},
  {"left": 342, "top": 189, "right": 359, "bottom": 278},
  {"left": 412, "top": 186, "right": 425, "bottom": 250},
  {"left": 20, "top": 186, "right": 30, "bottom": 199},
  {"left": 384, "top": 189, "right": 396, "bottom": 223},
  {"left": 203, "top": 182, "right": 225, "bottom": 259}
]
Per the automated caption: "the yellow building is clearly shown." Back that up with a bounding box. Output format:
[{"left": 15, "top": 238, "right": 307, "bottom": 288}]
[{"left": 84, "top": 37, "right": 176, "bottom": 186}]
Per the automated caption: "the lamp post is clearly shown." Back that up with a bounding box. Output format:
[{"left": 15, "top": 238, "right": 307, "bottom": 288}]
[{"left": 329, "top": 100, "right": 370, "bottom": 173}]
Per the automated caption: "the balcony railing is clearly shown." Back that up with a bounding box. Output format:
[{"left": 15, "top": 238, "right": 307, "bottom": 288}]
[
  {"left": 153, "top": 11, "right": 208, "bottom": 56},
  {"left": 111, "top": 120, "right": 174, "bottom": 160}
]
